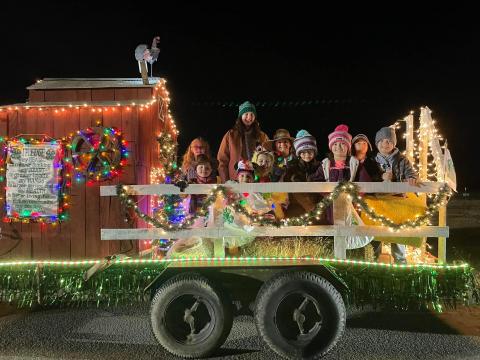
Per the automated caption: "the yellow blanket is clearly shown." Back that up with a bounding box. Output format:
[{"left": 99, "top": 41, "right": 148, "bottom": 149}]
[{"left": 360, "top": 193, "right": 426, "bottom": 248}]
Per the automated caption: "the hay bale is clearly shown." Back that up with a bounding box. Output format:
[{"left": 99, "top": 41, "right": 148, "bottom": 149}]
[{"left": 241, "top": 236, "right": 333, "bottom": 258}]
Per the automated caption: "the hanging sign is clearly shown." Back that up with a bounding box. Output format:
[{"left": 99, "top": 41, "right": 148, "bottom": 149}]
[{"left": 6, "top": 142, "right": 62, "bottom": 221}]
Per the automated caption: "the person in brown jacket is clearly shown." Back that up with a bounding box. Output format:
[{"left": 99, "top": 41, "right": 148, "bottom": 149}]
[{"left": 217, "top": 101, "right": 269, "bottom": 182}]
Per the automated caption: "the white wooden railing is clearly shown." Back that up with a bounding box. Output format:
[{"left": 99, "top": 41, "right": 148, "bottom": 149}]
[{"left": 100, "top": 182, "right": 449, "bottom": 263}]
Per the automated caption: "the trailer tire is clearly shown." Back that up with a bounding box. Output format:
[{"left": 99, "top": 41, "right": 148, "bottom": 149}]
[
  {"left": 254, "top": 271, "right": 345, "bottom": 359},
  {"left": 150, "top": 272, "right": 233, "bottom": 358}
]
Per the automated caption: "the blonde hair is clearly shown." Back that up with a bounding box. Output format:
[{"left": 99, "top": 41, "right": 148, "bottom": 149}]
[{"left": 181, "top": 137, "right": 212, "bottom": 173}]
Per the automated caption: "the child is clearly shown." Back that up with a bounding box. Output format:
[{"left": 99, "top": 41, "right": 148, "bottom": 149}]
[
  {"left": 229, "top": 159, "right": 273, "bottom": 216},
  {"left": 223, "top": 159, "right": 270, "bottom": 253},
  {"left": 309, "top": 124, "right": 361, "bottom": 182},
  {"left": 375, "top": 126, "right": 418, "bottom": 185},
  {"left": 283, "top": 130, "right": 321, "bottom": 217},
  {"left": 252, "top": 145, "right": 287, "bottom": 219},
  {"left": 351, "top": 134, "right": 383, "bottom": 182},
  {"left": 188, "top": 155, "right": 218, "bottom": 215},
  {"left": 372, "top": 126, "right": 419, "bottom": 264},
  {"left": 264, "top": 129, "right": 295, "bottom": 182},
  {"left": 252, "top": 145, "right": 274, "bottom": 182}
]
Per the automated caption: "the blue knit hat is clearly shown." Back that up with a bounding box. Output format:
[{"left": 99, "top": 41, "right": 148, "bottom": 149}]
[{"left": 238, "top": 101, "right": 257, "bottom": 118}]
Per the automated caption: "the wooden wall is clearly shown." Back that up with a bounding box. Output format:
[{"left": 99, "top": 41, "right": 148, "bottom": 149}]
[{"left": 0, "top": 87, "right": 165, "bottom": 260}]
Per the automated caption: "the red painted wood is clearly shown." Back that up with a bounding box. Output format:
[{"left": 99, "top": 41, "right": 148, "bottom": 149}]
[
  {"left": 114, "top": 89, "right": 138, "bottom": 101},
  {"left": 44, "top": 90, "right": 77, "bottom": 102},
  {"left": 29, "top": 90, "right": 45, "bottom": 102},
  {"left": 75, "top": 90, "right": 91, "bottom": 102},
  {"left": 137, "top": 88, "right": 152, "bottom": 100},
  {"left": 92, "top": 89, "right": 115, "bottom": 101}
]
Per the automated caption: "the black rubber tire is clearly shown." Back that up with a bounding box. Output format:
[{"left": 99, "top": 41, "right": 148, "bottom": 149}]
[
  {"left": 254, "top": 271, "right": 346, "bottom": 359},
  {"left": 150, "top": 273, "right": 233, "bottom": 358}
]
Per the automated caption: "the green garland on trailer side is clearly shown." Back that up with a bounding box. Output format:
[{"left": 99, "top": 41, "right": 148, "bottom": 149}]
[{"left": 0, "top": 259, "right": 478, "bottom": 311}]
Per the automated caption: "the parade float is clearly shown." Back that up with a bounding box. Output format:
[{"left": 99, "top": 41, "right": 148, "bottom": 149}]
[{"left": 0, "top": 41, "right": 478, "bottom": 359}]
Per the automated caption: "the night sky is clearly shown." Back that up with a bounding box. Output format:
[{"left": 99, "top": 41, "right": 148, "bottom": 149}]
[{"left": 1, "top": 4, "right": 479, "bottom": 190}]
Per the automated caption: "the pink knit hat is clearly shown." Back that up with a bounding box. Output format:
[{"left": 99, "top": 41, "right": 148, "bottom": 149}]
[{"left": 328, "top": 124, "right": 352, "bottom": 151}]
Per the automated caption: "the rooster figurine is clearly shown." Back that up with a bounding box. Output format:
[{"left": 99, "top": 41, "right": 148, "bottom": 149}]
[{"left": 134, "top": 36, "right": 160, "bottom": 84}]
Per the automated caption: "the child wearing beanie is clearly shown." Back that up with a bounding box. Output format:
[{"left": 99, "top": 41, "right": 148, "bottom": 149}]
[
  {"left": 282, "top": 130, "right": 322, "bottom": 217},
  {"left": 371, "top": 126, "right": 419, "bottom": 265},
  {"left": 309, "top": 124, "right": 361, "bottom": 182},
  {"left": 375, "top": 126, "right": 418, "bottom": 185},
  {"left": 351, "top": 134, "right": 383, "bottom": 182}
]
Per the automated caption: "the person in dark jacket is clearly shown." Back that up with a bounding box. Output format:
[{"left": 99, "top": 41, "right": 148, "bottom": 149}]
[
  {"left": 351, "top": 134, "right": 383, "bottom": 182},
  {"left": 375, "top": 127, "right": 418, "bottom": 185},
  {"left": 373, "top": 126, "right": 419, "bottom": 264},
  {"left": 283, "top": 130, "right": 322, "bottom": 218},
  {"left": 264, "top": 129, "right": 296, "bottom": 182}
]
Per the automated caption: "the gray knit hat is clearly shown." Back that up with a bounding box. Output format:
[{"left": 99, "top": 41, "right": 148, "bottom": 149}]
[{"left": 375, "top": 127, "right": 397, "bottom": 146}]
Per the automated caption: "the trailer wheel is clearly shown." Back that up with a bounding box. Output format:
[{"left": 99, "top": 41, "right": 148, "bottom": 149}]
[
  {"left": 255, "top": 271, "right": 346, "bottom": 359},
  {"left": 150, "top": 273, "right": 233, "bottom": 358}
]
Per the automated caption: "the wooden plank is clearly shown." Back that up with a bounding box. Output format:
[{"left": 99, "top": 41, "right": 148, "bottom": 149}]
[
  {"left": 100, "top": 182, "right": 446, "bottom": 197},
  {"left": 114, "top": 89, "right": 138, "bottom": 101},
  {"left": 102, "top": 105, "right": 122, "bottom": 129},
  {"left": 2, "top": 223, "right": 31, "bottom": 259},
  {"left": 438, "top": 205, "right": 447, "bottom": 263},
  {"left": 44, "top": 90, "right": 77, "bottom": 102},
  {"left": 29, "top": 90, "right": 45, "bottom": 102},
  {"left": 35, "top": 109, "right": 54, "bottom": 136},
  {"left": 7, "top": 110, "right": 22, "bottom": 137},
  {"left": 43, "top": 223, "right": 70, "bottom": 260},
  {"left": 69, "top": 193, "right": 86, "bottom": 259},
  {"left": 121, "top": 106, "right": 137, "bottom": 142},
  {"left": 60, "top": 109, "right": 82, "bottom": 260},
  {"left": 0, "top": 111, "right": 7, "bottom": 134},
  {"left": 101, "top": 225, "right": 450, "bottom": 240},
  {"left": 92, "top": 89, "right": 115, "bottom": 101},
  {"left": 85, "top": 185, "right": 103, "bottom": 258},
  {"left": 76, "top": 90, "right": 92, "bottom": 102},
  {"left": 333, "top": 193, "right": 348, "bottom": 259},
  {"left": 137, "top": 88, "right": 153, "bottom": 100}
]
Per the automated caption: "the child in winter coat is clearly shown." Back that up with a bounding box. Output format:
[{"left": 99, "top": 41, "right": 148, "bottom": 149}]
[
  {"left": 188, "top": 154, "right": 218, "bottom": 215},
  {"left": 351, "top": 134, "right": 383, "bottom": 182},
  {"left": 283, "top": 130, "right": 322, "bottom": 218},
  {"left": 309, "top": 125, "right": 366, "bottom": 182},
  {"left": 251, "top": 146, "right": 287, "bottom": 219},
  {"left": 372, "top": 126, "right": 419, "bottom": 264},
  {"left": 375, "top": 127, "right": 418, "bottom": 185},
  {"left": 264, "top": 129, "right": 296, "bottom": 182},
  {"left": 251, "top": 145, "right": 275, "bottom": 183}
]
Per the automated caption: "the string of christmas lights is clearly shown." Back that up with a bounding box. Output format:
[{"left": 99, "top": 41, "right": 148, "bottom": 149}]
[
  {"left": 68, "top": 125, "right": 128, "bottom": 184},
  {"left": 117, "top": 181, "right": 452, "bottom": 232},
  {"left": 0, "top": 136, "right": 72, "bottom": 225}
]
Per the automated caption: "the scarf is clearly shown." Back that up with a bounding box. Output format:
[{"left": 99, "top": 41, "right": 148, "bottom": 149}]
[{"left": 375, "top": 148, "right": 399, "bottom": 172}]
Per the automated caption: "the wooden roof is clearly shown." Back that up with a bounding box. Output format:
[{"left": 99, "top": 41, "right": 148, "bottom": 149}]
[{"left": 27, "top": 78, "right": 162, "bottom": 90}]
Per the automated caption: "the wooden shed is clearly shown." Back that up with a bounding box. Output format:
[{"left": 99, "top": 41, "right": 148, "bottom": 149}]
[{"left": 0, "top": 78, "right": 175, "bottom": 260}]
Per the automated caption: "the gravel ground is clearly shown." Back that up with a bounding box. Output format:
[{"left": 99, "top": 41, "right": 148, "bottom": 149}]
[{"left": 0, "top": 305, "right": 479, "bottom": 360}]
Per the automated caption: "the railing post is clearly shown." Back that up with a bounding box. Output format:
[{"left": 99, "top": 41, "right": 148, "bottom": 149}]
[
  {"left": 209, "top": 196, "right": 225, "bottom": 258},
  {"left": 333, "top": 193, "right": 349, "bottom": 259},
  {"left": 438, "top": 205, "right": 447, "bottom": 263}
]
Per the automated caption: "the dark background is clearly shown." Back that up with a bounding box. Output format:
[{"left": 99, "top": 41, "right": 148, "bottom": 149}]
[{"left": 1, "top": 3, "right": 478, "bottom": 190}]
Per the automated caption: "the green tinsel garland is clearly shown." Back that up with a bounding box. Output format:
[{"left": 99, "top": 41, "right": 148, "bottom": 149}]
[
  {"left": 117, "top": 181, "right": 452, "bottom": 231},
  {"left": 0, "top": 261, "right": 477, "bottom": 311}
]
